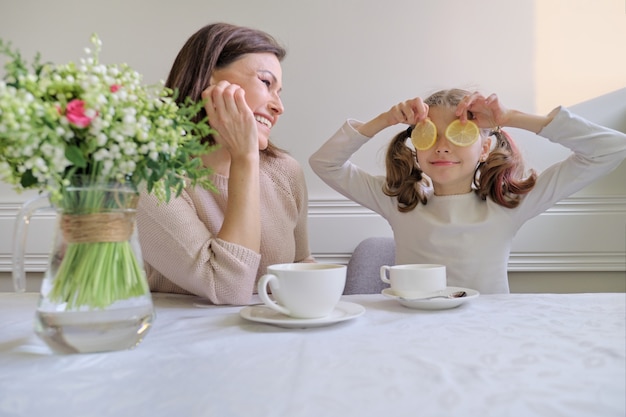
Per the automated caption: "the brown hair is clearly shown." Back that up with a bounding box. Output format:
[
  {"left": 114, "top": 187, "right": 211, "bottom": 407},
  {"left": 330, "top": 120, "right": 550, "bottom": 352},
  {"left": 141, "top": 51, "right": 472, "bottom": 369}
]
[
  {"left": 166, "top": 23, "right": 287, "bottom": 157},
  {"left": 383, "top": 89, "right": 536, "bottom": 211}
]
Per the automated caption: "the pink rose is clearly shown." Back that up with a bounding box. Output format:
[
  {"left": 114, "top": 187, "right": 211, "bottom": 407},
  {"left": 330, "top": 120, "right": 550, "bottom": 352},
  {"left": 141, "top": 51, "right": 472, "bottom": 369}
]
[
  {"left": 65, "top": 99, "right": 94, "bottom": 128},
  {"left": 110, "top": 84, "right": 121, "bottom": 93}
]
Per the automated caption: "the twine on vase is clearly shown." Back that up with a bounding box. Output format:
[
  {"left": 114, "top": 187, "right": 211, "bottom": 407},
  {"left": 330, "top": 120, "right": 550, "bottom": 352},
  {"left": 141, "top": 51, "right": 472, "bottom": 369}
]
[{"left": 61, "top": 212, "right": 135, "bottom": 243}]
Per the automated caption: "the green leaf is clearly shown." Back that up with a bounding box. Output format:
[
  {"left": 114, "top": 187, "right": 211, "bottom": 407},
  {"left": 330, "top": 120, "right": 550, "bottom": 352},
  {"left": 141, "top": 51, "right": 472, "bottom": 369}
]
[
  {"left": 20, "top": 169, "right": 37, "bottom": 188},
  {"left": 65, "top": 146, "right": 87, "bottom": 168}
]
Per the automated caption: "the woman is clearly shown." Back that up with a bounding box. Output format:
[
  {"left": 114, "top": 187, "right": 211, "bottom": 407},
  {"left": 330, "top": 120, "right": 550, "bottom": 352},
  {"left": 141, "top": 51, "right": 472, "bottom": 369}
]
[{"left": 138, "top": 23, "right": 314, "bottom": 305}]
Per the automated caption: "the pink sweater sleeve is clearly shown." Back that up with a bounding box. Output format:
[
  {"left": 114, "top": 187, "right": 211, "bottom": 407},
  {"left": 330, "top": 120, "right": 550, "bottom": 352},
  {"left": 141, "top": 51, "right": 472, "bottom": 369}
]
[{"left": 137, "top": 190, "right": 261, "bottom": 305}]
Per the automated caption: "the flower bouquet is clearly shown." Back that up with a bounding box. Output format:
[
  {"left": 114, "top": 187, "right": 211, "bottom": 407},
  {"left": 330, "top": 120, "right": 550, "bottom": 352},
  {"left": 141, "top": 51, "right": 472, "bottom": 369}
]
[{"left": 1, "top": 34, "right": 215, "bottom": 310}]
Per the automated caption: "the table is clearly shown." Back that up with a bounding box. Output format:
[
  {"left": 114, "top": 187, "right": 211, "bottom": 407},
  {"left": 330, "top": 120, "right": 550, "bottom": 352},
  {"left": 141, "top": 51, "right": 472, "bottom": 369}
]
[{"left": 1, "top": 292, "right": 624, "bottom": 417}]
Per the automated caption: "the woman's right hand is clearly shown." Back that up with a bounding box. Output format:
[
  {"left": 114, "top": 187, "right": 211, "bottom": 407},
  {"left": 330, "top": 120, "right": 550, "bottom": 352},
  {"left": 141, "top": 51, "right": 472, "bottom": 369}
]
[
  {"left": 201, "top": 81, "right": 259, "bottom": 157},
  {"left": 202, "top": 80, "right": 262, "bottom": 253}
]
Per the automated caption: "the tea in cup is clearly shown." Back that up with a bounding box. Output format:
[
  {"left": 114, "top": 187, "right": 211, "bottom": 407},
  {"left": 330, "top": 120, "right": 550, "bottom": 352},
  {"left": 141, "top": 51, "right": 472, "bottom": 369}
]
[
  {"left": 380, "top": 264, "right": 446, "bottom": 298},
  {"left": 257, "top": 263, "right": 347, "bottom": 319}
]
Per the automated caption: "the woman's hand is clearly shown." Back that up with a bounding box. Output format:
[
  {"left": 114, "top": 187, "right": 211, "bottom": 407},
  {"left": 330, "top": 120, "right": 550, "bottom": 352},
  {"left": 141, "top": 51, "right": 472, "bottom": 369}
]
[
  {"left": 202, "top": 80, "right": 261, "bottom": 253},
  {"left": 201, "top": 81, "right": 259, "bottom": 157}
]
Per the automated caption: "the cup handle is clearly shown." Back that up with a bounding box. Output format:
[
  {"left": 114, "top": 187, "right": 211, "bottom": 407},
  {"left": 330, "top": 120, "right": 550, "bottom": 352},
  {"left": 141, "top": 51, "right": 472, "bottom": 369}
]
[
  {"left": 257, "top": 274, "right": 291, "bottom": 316},
  {"left": 380, "top": 265, "right": 391, "bottom": 284}
]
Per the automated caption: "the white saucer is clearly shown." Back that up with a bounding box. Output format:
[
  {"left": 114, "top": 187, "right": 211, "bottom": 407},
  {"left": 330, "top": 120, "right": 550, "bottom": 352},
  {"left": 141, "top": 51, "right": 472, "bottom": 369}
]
[
  {"left": 239, "top": 301, "right": 365, "bottom": 329},
  {"left": 382, "top": 286, "right": 479, "bottom": 310}
]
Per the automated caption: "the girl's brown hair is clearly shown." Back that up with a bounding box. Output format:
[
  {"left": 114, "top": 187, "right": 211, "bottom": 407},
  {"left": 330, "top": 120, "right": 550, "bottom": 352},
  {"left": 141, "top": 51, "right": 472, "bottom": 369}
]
[
  {"left": 383, "top": 89, "right": 536, "bottom": 211},
  {"left": 166, "top": 23, "right": 287, "bottom": 157}
]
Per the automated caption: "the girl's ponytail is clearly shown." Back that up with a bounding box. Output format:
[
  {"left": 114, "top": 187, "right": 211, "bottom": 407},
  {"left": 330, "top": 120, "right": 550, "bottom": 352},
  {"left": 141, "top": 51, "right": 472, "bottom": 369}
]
[
  {"left": 383, "top": 128, "right": 429, "bottom": 212},
  {"left": 474, "top": 128, "right": 537, "bottom": 208}
]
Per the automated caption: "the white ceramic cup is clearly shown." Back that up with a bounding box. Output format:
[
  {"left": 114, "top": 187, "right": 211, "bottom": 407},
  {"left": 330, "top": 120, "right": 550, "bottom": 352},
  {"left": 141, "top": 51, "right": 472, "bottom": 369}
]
[
  {"left": 380, "top": 264, "right": 446, "bottom": 298},
  {"left": 257, "top": 263, "right": 347, "bottom": 319}
]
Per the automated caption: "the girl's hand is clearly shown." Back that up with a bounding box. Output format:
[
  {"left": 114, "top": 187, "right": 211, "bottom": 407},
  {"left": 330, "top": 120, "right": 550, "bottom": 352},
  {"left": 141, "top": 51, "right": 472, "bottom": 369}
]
[
  {"left": 386, "top": 97, "right": 430, "bottom": 126},
  {"left": 456, "top": 92, "right": 510, "bottom": 129},
  {"left": 201, "top": 81, "right": 258, "bottom": 157},
  {"left": 359, "top": 97, "right": 430, "bottom": 138}
]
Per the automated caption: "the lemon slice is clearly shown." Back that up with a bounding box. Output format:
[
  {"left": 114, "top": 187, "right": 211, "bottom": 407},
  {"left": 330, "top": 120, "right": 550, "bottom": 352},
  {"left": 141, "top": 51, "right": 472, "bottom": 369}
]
[
  {"left": 410, "top": 119, "right": 437, "bottom": 151},
  {"left": 445, "top": 120, "right": 480, "bottom": 147}
]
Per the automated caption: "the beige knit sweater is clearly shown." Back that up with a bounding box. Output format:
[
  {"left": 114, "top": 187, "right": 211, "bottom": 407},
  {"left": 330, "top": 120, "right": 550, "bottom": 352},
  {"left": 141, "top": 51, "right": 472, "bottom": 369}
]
[{"left": 136, "top": 152, "right": 313, "bottom": 305}]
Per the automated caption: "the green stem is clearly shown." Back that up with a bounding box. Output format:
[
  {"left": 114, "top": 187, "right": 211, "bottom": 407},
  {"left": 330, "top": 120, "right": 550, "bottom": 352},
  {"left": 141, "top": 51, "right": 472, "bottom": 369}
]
[
  {"left": 49, "top": 241, "right": 147, "bottom": 309},
  {"left": 48, "top": 179, "right": 148, "bottom": 309}
]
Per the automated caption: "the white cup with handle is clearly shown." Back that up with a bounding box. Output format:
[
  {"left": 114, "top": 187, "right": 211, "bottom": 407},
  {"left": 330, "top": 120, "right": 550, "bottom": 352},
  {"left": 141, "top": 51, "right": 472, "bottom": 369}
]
[
  {"left": 258, "top": 263, "right": 347, "bottom": 319},
  {"left": 380, "top": 264, "right": 446, "bottom": 298}
]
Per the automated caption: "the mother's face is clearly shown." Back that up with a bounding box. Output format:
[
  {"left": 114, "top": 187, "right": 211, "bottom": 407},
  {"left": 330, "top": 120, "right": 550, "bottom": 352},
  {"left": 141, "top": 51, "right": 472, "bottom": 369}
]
[{"left": 210, "top": 53, "right": 284, "bottom": 150}]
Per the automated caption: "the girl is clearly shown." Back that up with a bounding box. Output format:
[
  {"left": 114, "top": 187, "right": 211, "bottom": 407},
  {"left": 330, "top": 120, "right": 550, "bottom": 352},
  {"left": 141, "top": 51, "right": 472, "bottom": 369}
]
[
  {"left": 310, "top": 89, "right": 626, "bottom": 293},
  {"left": 137, "top": 23, "right": 314, "bottom": 305}
]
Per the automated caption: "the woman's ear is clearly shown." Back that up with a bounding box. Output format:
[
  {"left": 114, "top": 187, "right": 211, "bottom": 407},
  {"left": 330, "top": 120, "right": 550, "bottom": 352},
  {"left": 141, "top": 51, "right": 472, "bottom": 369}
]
[{"left": 208, "top": 75, "right": 215, "bottom": 86}]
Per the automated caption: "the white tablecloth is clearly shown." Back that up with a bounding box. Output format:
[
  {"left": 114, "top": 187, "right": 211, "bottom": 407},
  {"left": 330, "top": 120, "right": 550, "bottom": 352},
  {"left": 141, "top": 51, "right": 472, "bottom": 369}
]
[{"left": 0, "top": 292, "right": 624, "bottom": 417}]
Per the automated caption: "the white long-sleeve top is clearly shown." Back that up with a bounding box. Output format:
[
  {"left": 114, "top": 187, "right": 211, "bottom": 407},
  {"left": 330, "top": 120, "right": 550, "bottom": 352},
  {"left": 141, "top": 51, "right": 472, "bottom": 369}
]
[{"left": 310, "top": 107, "right": 626, "bottom": 294}]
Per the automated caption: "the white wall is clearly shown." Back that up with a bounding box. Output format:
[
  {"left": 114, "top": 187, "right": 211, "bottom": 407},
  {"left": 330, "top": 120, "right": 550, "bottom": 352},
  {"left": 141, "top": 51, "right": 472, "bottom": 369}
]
[{"left": 0, "top": 0, "right": 624, "bottom": 290}]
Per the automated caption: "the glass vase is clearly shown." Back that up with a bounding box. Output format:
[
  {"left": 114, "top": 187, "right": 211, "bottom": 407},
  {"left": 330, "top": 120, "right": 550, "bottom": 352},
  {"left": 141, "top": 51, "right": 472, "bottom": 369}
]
[{"left": 13, "top": 177, "right": 154, "bottom": 354}]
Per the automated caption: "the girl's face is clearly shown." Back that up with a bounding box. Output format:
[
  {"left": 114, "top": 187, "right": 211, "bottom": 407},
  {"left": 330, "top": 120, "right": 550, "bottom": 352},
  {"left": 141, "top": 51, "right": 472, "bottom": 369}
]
[
  {"left": 416, "top": 106, "right": 491, "bottom": 196},
  {"left": 210, "top": 53, "right": 284, "bottom": 150}
]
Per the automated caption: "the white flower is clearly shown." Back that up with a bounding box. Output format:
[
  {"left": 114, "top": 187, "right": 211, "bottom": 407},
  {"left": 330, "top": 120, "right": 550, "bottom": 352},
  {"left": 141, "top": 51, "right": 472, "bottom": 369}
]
[
  {"left": 0, "top": 33, "right": 214, "bottom": 201},
  {"left": 34, "top": 158, "right": 48, "bottom": 172},
  {"left": 102, "top": 159, "right": 114, "bottom": 175},
  {"left": 121, "top": 160, "right": 136, "bottom": 173},
  {"left": 93, "top": 148, "right": 109, "bottom": 161},
  {"left": 96, "top": 133, "right": 107, "bottom": 147}
]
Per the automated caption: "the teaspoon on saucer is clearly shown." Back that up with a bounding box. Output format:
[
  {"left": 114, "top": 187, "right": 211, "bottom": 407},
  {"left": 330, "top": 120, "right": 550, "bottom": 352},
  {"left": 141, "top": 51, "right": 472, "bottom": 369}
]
[{"left": 398, "top": 290, "right": 467, "bottom": 302}]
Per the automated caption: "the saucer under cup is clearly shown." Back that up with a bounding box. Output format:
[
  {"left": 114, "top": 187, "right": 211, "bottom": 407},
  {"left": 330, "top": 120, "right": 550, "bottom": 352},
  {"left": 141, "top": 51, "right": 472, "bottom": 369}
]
[
  {"left": 382, "top": 287, "right": 479, "bottom": 310},
  {"left": 258, "top": 263, "right": 346, "bottom": 319},
  {"left": 380, "top": 264, "right": 446, "bottom": 298},
  {"left": 240, "top": 301, "right": 365, "bottom": 329}
]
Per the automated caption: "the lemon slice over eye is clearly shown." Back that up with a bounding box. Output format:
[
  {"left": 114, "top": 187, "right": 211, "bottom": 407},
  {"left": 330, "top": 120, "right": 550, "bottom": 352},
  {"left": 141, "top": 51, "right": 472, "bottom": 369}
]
[
  {"left": 445, "top": 120, "right": 480, "bottom": 147},
  {"left": 410, "top": 119, "right": 437, "bottom": 151}
]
